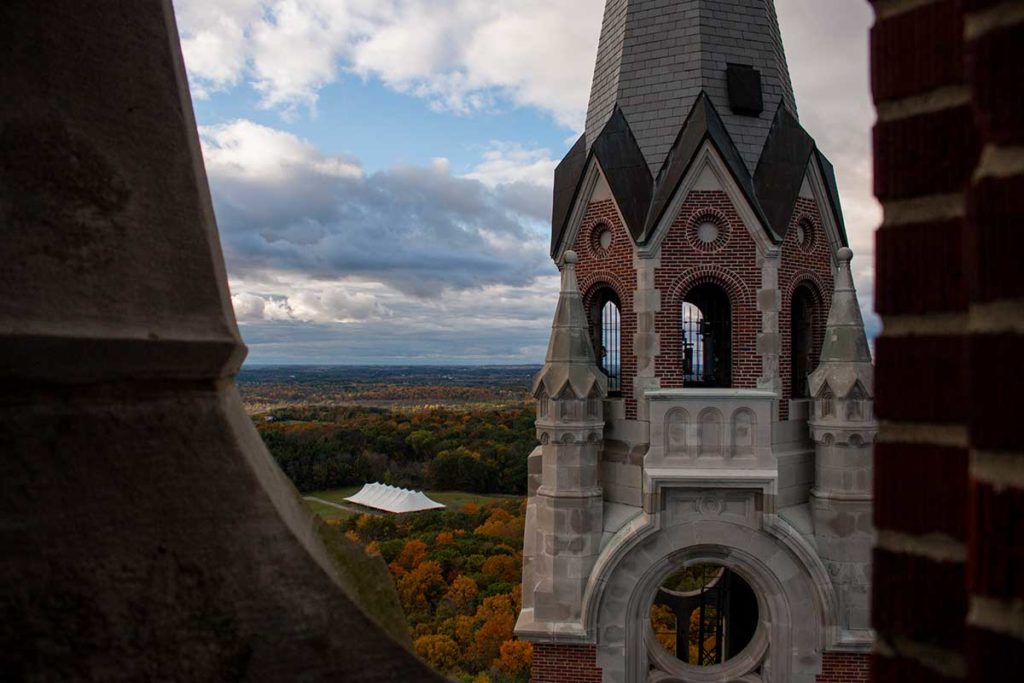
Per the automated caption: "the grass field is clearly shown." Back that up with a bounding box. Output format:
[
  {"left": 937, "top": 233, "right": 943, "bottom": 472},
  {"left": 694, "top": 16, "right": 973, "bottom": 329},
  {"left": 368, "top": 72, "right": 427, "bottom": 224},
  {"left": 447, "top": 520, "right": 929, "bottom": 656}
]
[{"left": 304, "top": 486, "right": 514, "bottom": 522}]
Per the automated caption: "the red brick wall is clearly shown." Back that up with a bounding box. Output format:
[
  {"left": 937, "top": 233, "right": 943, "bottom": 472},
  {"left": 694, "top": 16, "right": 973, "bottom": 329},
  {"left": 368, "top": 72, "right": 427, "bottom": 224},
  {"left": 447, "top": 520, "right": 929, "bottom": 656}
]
[
  {"left": 573, "top": 199, "right": 638, "bottom": 418},
  {"left": 531, "top": 643, "right": 602, "bottom": 683},
  {"left": 654, "top": 190, "right": 760, "bottom": 390},
  {"left": 817, "top": 651, "right": 871, "bottom": 682},
  {"left": 870, "top": 0, "right": 1024, "bottom": 679},
  {"left": 778, "top": 197, "right": 834, "bottom": 418}
]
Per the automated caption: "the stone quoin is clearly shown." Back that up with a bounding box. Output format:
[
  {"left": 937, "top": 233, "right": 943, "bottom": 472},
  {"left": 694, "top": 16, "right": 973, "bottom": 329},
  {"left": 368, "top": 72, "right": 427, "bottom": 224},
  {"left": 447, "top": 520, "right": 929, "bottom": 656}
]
[{"left": 517, "top": 2, "right": 875, "bottom": 681}]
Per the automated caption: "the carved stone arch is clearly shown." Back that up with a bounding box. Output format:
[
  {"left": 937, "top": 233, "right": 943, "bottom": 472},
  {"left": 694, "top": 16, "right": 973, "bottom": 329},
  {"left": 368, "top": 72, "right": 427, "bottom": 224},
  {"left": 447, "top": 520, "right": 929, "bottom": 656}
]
[
  {"left": 664, "top": 407, "right": 691, "bottom": 457},
  {"left": 585, "top": 510, "right": 835, "bottom": 683},
  {"left": 697, "top": 407, "right": 724, "bottom": 457},
  {"left": 846, "top": 380, "right": 869, "bottom": 421},
  {"left": 816, "top": 382, "right": 835, "bottom": 418},
  {"left": 731, "top": 408, "right": 757, "bottom": 458}
]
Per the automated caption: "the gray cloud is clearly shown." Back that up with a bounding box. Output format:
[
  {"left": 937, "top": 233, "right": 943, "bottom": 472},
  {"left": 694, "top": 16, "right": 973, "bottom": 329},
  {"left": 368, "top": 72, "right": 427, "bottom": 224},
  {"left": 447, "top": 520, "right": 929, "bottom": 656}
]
[{"left": 202, "top": 121, "right": 553, "bottom": 298}]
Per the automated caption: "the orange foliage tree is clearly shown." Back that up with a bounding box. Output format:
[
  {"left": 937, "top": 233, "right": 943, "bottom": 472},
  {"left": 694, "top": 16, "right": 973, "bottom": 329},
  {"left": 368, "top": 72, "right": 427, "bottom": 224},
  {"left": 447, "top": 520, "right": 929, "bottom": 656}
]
[
  {"left": 414, "top": 634, "right": 460, "bottom": 673},
  {"left": 496, "top": 640, "right": 533, "bottom": 678}
]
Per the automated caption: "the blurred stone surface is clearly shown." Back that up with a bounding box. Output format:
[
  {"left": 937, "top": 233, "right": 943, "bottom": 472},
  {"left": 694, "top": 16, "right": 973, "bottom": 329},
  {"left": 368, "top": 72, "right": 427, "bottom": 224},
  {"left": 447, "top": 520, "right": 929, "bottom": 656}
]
[{"left": 0, "top": 2, "right": 439, "bottom": 679}]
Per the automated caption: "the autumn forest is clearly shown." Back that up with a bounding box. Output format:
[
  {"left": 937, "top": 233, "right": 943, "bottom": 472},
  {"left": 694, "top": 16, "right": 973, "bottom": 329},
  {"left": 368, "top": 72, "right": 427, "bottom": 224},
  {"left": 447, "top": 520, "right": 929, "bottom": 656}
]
[{"left": 240, "top": 365, "right": 539, "bottom": 682}]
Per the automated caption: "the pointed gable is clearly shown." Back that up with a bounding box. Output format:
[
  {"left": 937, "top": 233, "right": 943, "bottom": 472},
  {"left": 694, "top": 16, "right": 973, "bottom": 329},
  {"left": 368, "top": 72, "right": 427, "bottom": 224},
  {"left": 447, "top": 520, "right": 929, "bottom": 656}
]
[{"left": 591, "top": 107, "right": 652, "bottom": 244}]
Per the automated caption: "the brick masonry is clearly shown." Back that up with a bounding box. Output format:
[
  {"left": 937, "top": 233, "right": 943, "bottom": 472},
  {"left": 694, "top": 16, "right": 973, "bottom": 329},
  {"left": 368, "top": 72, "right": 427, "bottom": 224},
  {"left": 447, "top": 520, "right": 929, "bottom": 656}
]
[
  {"left": 817, "top": 651, "right": 871, "bottom": 683},
  {"left": 531, "top": 643, "right": 603, "bottom": 683},
  {"left": 575, "top": 189, "right": 834, "bottom": 421},
  {"left": 574, "top": 199, "right": 638, "bottom": 418},
  {"left": 870, "top": 0, "right": 1024, "bottom": 679}
]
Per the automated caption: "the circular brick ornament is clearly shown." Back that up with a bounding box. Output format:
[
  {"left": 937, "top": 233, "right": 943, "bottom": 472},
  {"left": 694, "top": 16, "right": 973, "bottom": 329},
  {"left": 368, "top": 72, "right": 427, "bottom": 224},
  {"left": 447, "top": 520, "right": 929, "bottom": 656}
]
[{"left": 687, "top": 210, "right": 730, "bottom": 253}]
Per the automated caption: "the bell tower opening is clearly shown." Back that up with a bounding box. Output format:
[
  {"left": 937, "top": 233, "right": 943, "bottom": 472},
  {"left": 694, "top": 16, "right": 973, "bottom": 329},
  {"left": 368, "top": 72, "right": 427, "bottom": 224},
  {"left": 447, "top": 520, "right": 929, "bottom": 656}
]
[
  {"left": 681, "top": 284, "right": 732, "bottom": 388},
  {"left": 790, "top": 284, "right": 817, "bottom": 398},
  {"left": 591, "top": 288, "right": 622, "bottom": 395}
]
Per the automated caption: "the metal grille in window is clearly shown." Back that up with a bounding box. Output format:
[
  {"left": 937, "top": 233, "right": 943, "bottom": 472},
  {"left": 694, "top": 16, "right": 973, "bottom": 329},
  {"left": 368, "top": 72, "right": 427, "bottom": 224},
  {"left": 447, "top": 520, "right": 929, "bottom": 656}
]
[
  {"left": 601, "top": 300, "right": 621, "bottom": 393},
  {"left": 681, "top": 285, "right": 731, "bottom": 387}
]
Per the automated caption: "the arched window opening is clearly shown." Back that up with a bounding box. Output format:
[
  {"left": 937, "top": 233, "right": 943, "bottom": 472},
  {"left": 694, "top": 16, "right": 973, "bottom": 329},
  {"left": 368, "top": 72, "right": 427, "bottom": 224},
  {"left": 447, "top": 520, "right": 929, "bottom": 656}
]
[
  {"left": 681, "top": 283, "right": 732, "bottom": 387},
  {"left": 650, "top": 564, "right": 759, "bottom": 666},
  {"left": 590, "top": 289, "right": 621, "bottom": 395},
  {"left": 790, "top": 285, "right": 817, "bottom": 398}
]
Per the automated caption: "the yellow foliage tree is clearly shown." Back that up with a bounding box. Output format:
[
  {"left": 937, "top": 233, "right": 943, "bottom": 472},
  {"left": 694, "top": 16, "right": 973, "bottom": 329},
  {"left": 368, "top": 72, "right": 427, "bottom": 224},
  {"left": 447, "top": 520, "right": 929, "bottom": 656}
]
[
  {"left": 470, "top": 610, "right": 515, "bottom": 669},
  {"left": 474, "top": 507, "right": 525, "bottom": 539},
  {"left": 443, "top": 574, "right": 479, "bottom": 615},
  {"left": 397, "top": 559, "right": 445, "bottom": 614},
  {"left": 414, "top": 634, "right": 460, "bottom": 673},
  {"left": 435, "top": 531, "right": 454, "bottom": 545},
  {"left": 649, "top": 604, "right": 676, "bottom": 655},
  {"left": 481, "top": 554, "right": 520, "bottom": 583},
  {"left": 397, "top": 538, "right": 428, "bottom": 571},
  {"left": 496, "top": 639, "right": 533, "bottom": 677}
]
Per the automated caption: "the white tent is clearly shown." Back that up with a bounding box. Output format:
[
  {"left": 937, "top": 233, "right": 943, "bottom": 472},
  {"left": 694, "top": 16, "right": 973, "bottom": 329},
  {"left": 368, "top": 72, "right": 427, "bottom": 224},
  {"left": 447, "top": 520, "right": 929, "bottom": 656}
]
[{"left": 345, "top": 482, "right": 445, "bottom": 514}]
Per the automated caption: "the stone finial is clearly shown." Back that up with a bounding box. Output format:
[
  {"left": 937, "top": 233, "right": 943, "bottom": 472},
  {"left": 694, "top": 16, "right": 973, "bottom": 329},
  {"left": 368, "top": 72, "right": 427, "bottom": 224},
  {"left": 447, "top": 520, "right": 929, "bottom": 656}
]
[
  {"left": 808, "top": 247, "right": 874, "bottom": 402},
  {"left": 532, "top": 250, "right": 608, "bottom": 400}
]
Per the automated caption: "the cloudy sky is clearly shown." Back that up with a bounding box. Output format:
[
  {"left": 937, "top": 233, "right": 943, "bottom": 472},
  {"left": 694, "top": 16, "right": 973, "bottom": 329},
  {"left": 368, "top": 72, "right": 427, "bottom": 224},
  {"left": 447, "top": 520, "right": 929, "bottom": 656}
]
[{"left": 173, "top": 0, "right": 879, "bottom": 365}]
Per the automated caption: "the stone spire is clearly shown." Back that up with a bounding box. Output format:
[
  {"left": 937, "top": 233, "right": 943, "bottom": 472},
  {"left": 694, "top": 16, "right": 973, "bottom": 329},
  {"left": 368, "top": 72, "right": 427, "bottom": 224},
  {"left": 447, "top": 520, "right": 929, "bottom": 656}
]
[
  {"left": 809, "top": 247, "right": 874, "bottom": 400},
  {"left": 585, "top": 0, "right": 797, "bottom": 175},
  {"left": 518, "top": 251, "right": 606, "bottom": 637},
  {"left": 808, "top": 247, "right": 876, "bottom": 644},
  {"left": 533, "top": 250, "right": 607, "bottom": 401}
]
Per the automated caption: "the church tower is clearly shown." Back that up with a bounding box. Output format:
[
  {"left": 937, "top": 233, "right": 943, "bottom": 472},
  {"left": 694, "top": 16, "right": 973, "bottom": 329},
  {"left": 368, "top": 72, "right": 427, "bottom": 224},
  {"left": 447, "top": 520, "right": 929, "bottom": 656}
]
[{"left": 518, "top": 2, "right": 874, "bottom": 682}]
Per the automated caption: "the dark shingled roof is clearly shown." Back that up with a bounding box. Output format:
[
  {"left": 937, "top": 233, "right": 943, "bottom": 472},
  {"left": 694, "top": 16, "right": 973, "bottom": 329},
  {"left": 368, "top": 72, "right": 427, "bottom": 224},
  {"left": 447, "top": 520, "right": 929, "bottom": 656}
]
[
  {"left": 591, "top": 106, "right": 652, "bottom": 243},
  {"left": 549, "top": 91, "right": 849, "bottom": 257},
  {"left": 813, "top": 149, "right": 850, "bottom": 246},
  {"left": 550, "top": 134, "right": 587, "bottom": 256},
  {"left": 753, "top": 106, "right": 815, "bottom": 241}
]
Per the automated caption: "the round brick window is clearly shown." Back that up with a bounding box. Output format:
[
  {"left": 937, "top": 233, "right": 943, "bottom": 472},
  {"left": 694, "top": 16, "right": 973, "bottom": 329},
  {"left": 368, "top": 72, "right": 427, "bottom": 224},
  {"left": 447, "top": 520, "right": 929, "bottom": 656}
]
[
  {"left": 687, "top": 212, "right": 729, "bottom": 253},
  {"left": 795, "top": 217, "right": 815, "bottom": 251},
  {"left": 696, "top": 221, "right": 719, "bottom": 244},
  {"left": 589, "top": 222, "right": 613, "bottom": 256}
]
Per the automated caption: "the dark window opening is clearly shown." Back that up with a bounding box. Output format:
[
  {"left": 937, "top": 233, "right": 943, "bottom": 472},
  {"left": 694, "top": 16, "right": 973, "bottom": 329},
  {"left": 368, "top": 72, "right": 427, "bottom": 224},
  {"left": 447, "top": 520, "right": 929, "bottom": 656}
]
[
  {"left": 591, "top": 289, "right": 621, "bottom": 395},
  {"left": 791, "top": 285, "right": 816, "bottom": 398},
  {"left": 682, "top": 284, "right": 732, "bottom": 387}
]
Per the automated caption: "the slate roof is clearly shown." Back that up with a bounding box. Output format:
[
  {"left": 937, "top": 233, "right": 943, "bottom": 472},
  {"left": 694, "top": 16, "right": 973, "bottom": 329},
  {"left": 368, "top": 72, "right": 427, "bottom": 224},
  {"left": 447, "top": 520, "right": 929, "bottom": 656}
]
[
  {"left": 585, "top": 0, "right": 797, "bottom": 176},
  {"left": 550, "top": 0, "right": 848, "bottom": 257},
  {"left": 550, "top": 96, "right": 848, "bottom": 257}
]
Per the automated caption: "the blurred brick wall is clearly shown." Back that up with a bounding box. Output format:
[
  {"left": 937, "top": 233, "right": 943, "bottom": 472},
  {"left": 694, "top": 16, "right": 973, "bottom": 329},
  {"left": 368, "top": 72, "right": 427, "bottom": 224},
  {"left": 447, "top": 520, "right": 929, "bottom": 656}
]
[{"left": 869, "top": 0, "right": 1023, "bottom": 679}]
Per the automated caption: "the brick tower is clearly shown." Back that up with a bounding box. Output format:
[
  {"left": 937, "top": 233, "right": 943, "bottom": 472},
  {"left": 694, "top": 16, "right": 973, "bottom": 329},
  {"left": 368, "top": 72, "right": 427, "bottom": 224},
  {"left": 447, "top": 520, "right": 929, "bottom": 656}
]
[{"left": 517, "top": 2, "right": 873, "bottom": 682}]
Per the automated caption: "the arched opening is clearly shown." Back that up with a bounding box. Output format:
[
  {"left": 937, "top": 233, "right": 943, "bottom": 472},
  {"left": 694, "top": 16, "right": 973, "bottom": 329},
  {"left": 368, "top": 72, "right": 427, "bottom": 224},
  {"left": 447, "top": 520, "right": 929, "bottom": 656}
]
[
  {"left": 681, "top": 283, "right": 732, "bottom": 387},
  {"left": 790, "top": 284, "right": 818, "bottom": 398},
  {"left": 649, "top": 564, "right": 759, "bottom": 666},
  {"left": 590, "top": 288, "right": 621, "bottom": 395}
]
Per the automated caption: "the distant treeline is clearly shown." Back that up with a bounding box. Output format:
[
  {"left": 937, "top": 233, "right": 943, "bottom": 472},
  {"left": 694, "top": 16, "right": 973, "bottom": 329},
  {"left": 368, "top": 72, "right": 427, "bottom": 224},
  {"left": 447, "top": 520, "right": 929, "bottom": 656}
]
[{"left": 256, "top": 404, "right": 537, "bottom": 495}]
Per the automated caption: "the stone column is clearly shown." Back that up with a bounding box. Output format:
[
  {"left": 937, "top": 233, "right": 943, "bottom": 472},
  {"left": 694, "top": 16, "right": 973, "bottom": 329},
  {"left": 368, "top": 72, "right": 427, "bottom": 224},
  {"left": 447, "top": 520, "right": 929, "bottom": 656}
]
[
  {"left": 518, "top": 250, "right": 606, "bottom": 636},
  {"left": 808, "top": 248, "right": 876, "bottom": 643},
  {"left": 758, "top": 250, "right": 782, "bottom": 413}
]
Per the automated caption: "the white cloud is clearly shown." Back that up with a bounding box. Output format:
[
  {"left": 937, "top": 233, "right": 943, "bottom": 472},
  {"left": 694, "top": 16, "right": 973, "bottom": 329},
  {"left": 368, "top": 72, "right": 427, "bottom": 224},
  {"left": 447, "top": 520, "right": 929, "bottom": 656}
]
[
  {"left": 174, "top": 0, "right": 603, "bottom": 125},
  {"left": 467, "top": 143, "right": 558, "bottom": 188}
]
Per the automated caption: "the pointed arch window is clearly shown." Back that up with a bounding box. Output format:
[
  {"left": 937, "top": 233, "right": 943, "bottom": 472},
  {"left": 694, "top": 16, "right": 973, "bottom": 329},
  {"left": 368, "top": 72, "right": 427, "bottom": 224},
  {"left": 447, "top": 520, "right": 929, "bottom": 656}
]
[
  {"left": 590, "top": 288, "right": 621, "bottom": 395},
  {"left": 682, "top": 284, "right": 732, "bottom": 387}
]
